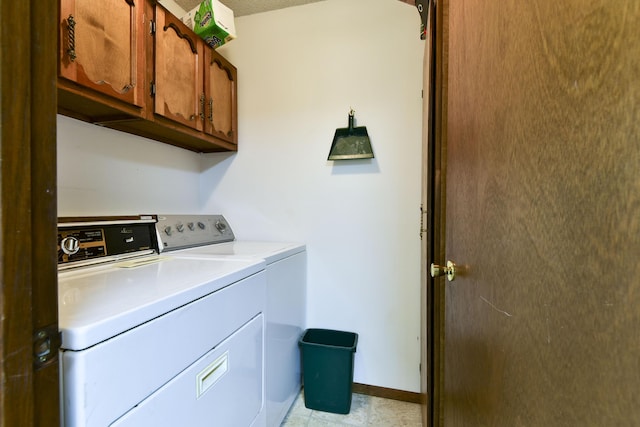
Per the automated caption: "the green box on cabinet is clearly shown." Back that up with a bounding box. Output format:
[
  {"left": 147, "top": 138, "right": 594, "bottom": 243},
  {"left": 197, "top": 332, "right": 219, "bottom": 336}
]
[{"left": 181, "top": 0, "right": 236, "bottom": 49}]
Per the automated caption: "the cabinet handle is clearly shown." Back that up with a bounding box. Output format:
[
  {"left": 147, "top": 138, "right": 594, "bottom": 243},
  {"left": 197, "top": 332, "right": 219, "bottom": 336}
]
[
  {"left": 208, "top": 98, "right": 214, "bottom": 123},
  {"left": 199, "top": 93, "right": 205, "bottom": 122},
  {"left": 67, "top": 14, "right": 77, "bottom": 62}
]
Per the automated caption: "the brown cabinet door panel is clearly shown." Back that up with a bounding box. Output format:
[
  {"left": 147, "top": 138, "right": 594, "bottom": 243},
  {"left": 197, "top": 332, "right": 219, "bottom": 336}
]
[
  {"left": 204, "top": 50, "right": 237, "bottom": 144},
  {"left": 154, "top": 7, "right": 204, "bottom": 131},
  {"left": 59, "top": 0, "right": 144, "bottom": 107}
]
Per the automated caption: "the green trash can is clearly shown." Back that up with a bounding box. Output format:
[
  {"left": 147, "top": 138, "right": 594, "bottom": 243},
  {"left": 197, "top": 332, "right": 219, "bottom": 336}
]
[{"left": 299, "top": 328, "right": 358, "bottom": 414}]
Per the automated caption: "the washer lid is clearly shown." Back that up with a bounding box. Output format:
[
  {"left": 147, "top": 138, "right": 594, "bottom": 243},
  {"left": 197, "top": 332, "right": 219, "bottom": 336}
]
[
  {"left": 170, "top": 241, "right": 306, "bottom": 264},
  {"left": 58, "top": 256, "right": 264, "bottom": 351}
]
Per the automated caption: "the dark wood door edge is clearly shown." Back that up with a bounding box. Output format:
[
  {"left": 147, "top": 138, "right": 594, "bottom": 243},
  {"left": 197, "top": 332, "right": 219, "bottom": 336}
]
[{"left": 429, "top": 0, "right": 448, "bottom": 426}]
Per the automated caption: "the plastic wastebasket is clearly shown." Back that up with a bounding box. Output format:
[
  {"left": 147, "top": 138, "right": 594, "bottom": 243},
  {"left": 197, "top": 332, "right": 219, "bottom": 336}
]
[{"left": 299, "top": 328, "right": 358, "bottom": 414}]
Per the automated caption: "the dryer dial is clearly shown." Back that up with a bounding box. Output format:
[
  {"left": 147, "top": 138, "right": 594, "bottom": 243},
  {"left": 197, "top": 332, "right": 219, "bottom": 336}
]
[{"left": 61, "top": 236, "right": 80, "bottom": 255}]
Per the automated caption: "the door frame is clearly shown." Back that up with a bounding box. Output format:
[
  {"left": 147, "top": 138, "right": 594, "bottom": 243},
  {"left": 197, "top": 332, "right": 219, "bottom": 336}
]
[
  {"left": 1, "top": 0, "right": 59, "bottom": 425},
  {"left": 423, "top": 0, "right": 448, "bottom": 425}
]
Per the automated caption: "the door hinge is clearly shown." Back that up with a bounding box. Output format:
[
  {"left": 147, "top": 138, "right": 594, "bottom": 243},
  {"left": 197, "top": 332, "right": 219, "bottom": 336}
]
[
  {"left": 33, "top": 324, "right": 61, "bottom": 370},
  {"left": 150, "top": 20, "right": 156, "bottom": 35},
  {"left": 416, "top": 0, "right": 429, "bottom": 40},
  {"left": 150, "top": 81, "right": 156, "bottom": 97},
  {"left": 420, "top": 204, "right": 428, "bottom": 240}
]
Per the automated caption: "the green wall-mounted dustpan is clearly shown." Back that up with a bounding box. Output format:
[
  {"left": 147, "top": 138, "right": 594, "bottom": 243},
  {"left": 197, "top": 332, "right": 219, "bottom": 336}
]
[{"left": 327, "top": 110, "right": 374, "bottom": 160}]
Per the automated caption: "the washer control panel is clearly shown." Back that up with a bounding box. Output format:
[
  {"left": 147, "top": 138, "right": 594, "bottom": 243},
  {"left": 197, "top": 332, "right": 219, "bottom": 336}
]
[{"left": 156, "top": 215, "right": 235, "bottom": 251}]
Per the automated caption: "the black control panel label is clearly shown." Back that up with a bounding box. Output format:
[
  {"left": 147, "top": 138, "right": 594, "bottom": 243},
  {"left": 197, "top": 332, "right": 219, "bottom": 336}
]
[{"left": 57, "top": 229, "right": 107, "bottom": 264}]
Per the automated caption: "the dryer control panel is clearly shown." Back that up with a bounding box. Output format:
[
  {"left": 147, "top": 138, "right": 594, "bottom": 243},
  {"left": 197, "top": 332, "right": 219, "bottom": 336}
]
[
  {"left": 57, "top": 215, "right": 159, "bottom": 269},
  {"left": 156, "top": 215, "right": 235, "bottom": 252}
]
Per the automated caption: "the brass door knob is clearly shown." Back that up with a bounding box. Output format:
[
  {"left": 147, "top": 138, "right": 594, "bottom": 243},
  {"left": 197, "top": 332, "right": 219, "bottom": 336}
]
[{"left": 430, "top": 260, "right": 456, "bottom": 281}]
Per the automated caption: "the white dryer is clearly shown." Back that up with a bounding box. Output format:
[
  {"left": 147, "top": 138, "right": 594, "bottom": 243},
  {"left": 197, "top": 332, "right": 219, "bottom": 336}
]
[
  {"left": 57, "top": 216, "right": 267, "bottom": 427},
  {"left": 156, "top": 215, "right": 306, "bottom": 427}
]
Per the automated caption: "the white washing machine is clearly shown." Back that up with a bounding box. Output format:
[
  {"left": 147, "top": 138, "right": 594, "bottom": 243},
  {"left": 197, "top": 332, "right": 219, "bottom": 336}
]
[
  {"left": 156, "top": 215, "right": 306, "bottom": 427},
  {"left": 57, "top": 216, "right": 267, "bottom": 427}
]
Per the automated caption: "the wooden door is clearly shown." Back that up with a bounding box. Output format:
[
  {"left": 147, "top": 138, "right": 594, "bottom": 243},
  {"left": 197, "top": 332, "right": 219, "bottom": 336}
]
[
  {"left": 154, "top": 5, "right": 204, "bottom": 131},
  {"left": 2, "top": 0, "right": 60, "bottom": 425},
  {"left": 436, "top": 0, "right": 640, "bottom": 424},
  {"left": 59, "top": 0, "right": 145, "bottom": 107},
  {"left": 204, "top": 49, "right": 237, "bottom": 145}
]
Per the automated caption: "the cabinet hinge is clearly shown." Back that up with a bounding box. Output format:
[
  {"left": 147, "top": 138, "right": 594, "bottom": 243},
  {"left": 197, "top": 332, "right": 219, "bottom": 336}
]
[
  {"left": 33, "top": 324, "right": 61, "bottom": 370},
  {"left": 150, "top": 20, "right": 156, "bottom": 35},
  {"left": 150, "top": 81, "right": 156, "bottom": 97}
]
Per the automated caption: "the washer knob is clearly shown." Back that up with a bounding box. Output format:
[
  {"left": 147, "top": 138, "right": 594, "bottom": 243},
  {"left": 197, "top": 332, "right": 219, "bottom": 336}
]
[
  {"left": 176, "top": 223, "right": 184, "bottom": 232},
  {"left": 215, "top": 221, "right": 227, "bottom": 233},
  {"left": 187, "top": 222, "right": 195, "bottom": 231},
  {"left": 164, "top": 226, "right": 172, "bottom": 236},
  {"left": 197, "top": 222, "right": 206, "bottom": 230}
]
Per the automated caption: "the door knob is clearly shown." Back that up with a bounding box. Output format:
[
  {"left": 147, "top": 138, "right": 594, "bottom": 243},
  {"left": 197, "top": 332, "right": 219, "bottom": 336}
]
[{"left": 430, "top": 260, "right": 456, "bottom": 281}]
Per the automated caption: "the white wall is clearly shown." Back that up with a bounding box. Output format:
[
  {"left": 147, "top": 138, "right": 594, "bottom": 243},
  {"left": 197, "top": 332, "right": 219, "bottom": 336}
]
[
  {"left": 157, "top": 0, "right": 186, "bottom": 18},
  {"left": 57, "top": 0, "right": 423, "bottom": 393},
  {"left": 57, "top": 115, "right": 202, "bottom": 216},
  {"left": 201, "top": 0, "right": 424, "bottom": 391}
]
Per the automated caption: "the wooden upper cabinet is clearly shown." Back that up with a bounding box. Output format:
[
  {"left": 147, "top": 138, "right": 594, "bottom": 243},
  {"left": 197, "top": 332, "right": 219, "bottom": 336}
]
[
  {"left": 154, "top": 6, "right": 204, "bottom": 131},
  {"left": 204, "top": 50, "right": 238, "bottom": 145},
  {"left": 57, "top": 0, "right": 238, "bottom": 153},
  {"left": 59, "top": 0, "right": 145, "bottom": 107}
]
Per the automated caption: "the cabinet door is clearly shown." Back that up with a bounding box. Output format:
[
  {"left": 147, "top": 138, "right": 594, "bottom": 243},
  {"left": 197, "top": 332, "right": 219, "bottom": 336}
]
[
  {"left": 204, "top": 49, "right": 238, "bottom": 144},
  {"left": 59, "top": 0, "right": 144, "bottom": 107},
  {"left": 154, "top": 7, "right": 204, "bottom": 131}
]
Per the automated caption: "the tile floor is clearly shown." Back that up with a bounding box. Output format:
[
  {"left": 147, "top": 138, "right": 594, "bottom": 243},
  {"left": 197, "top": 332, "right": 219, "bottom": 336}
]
[{"left": 281, "top": 390, "right": 423, "bottom": 427}]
